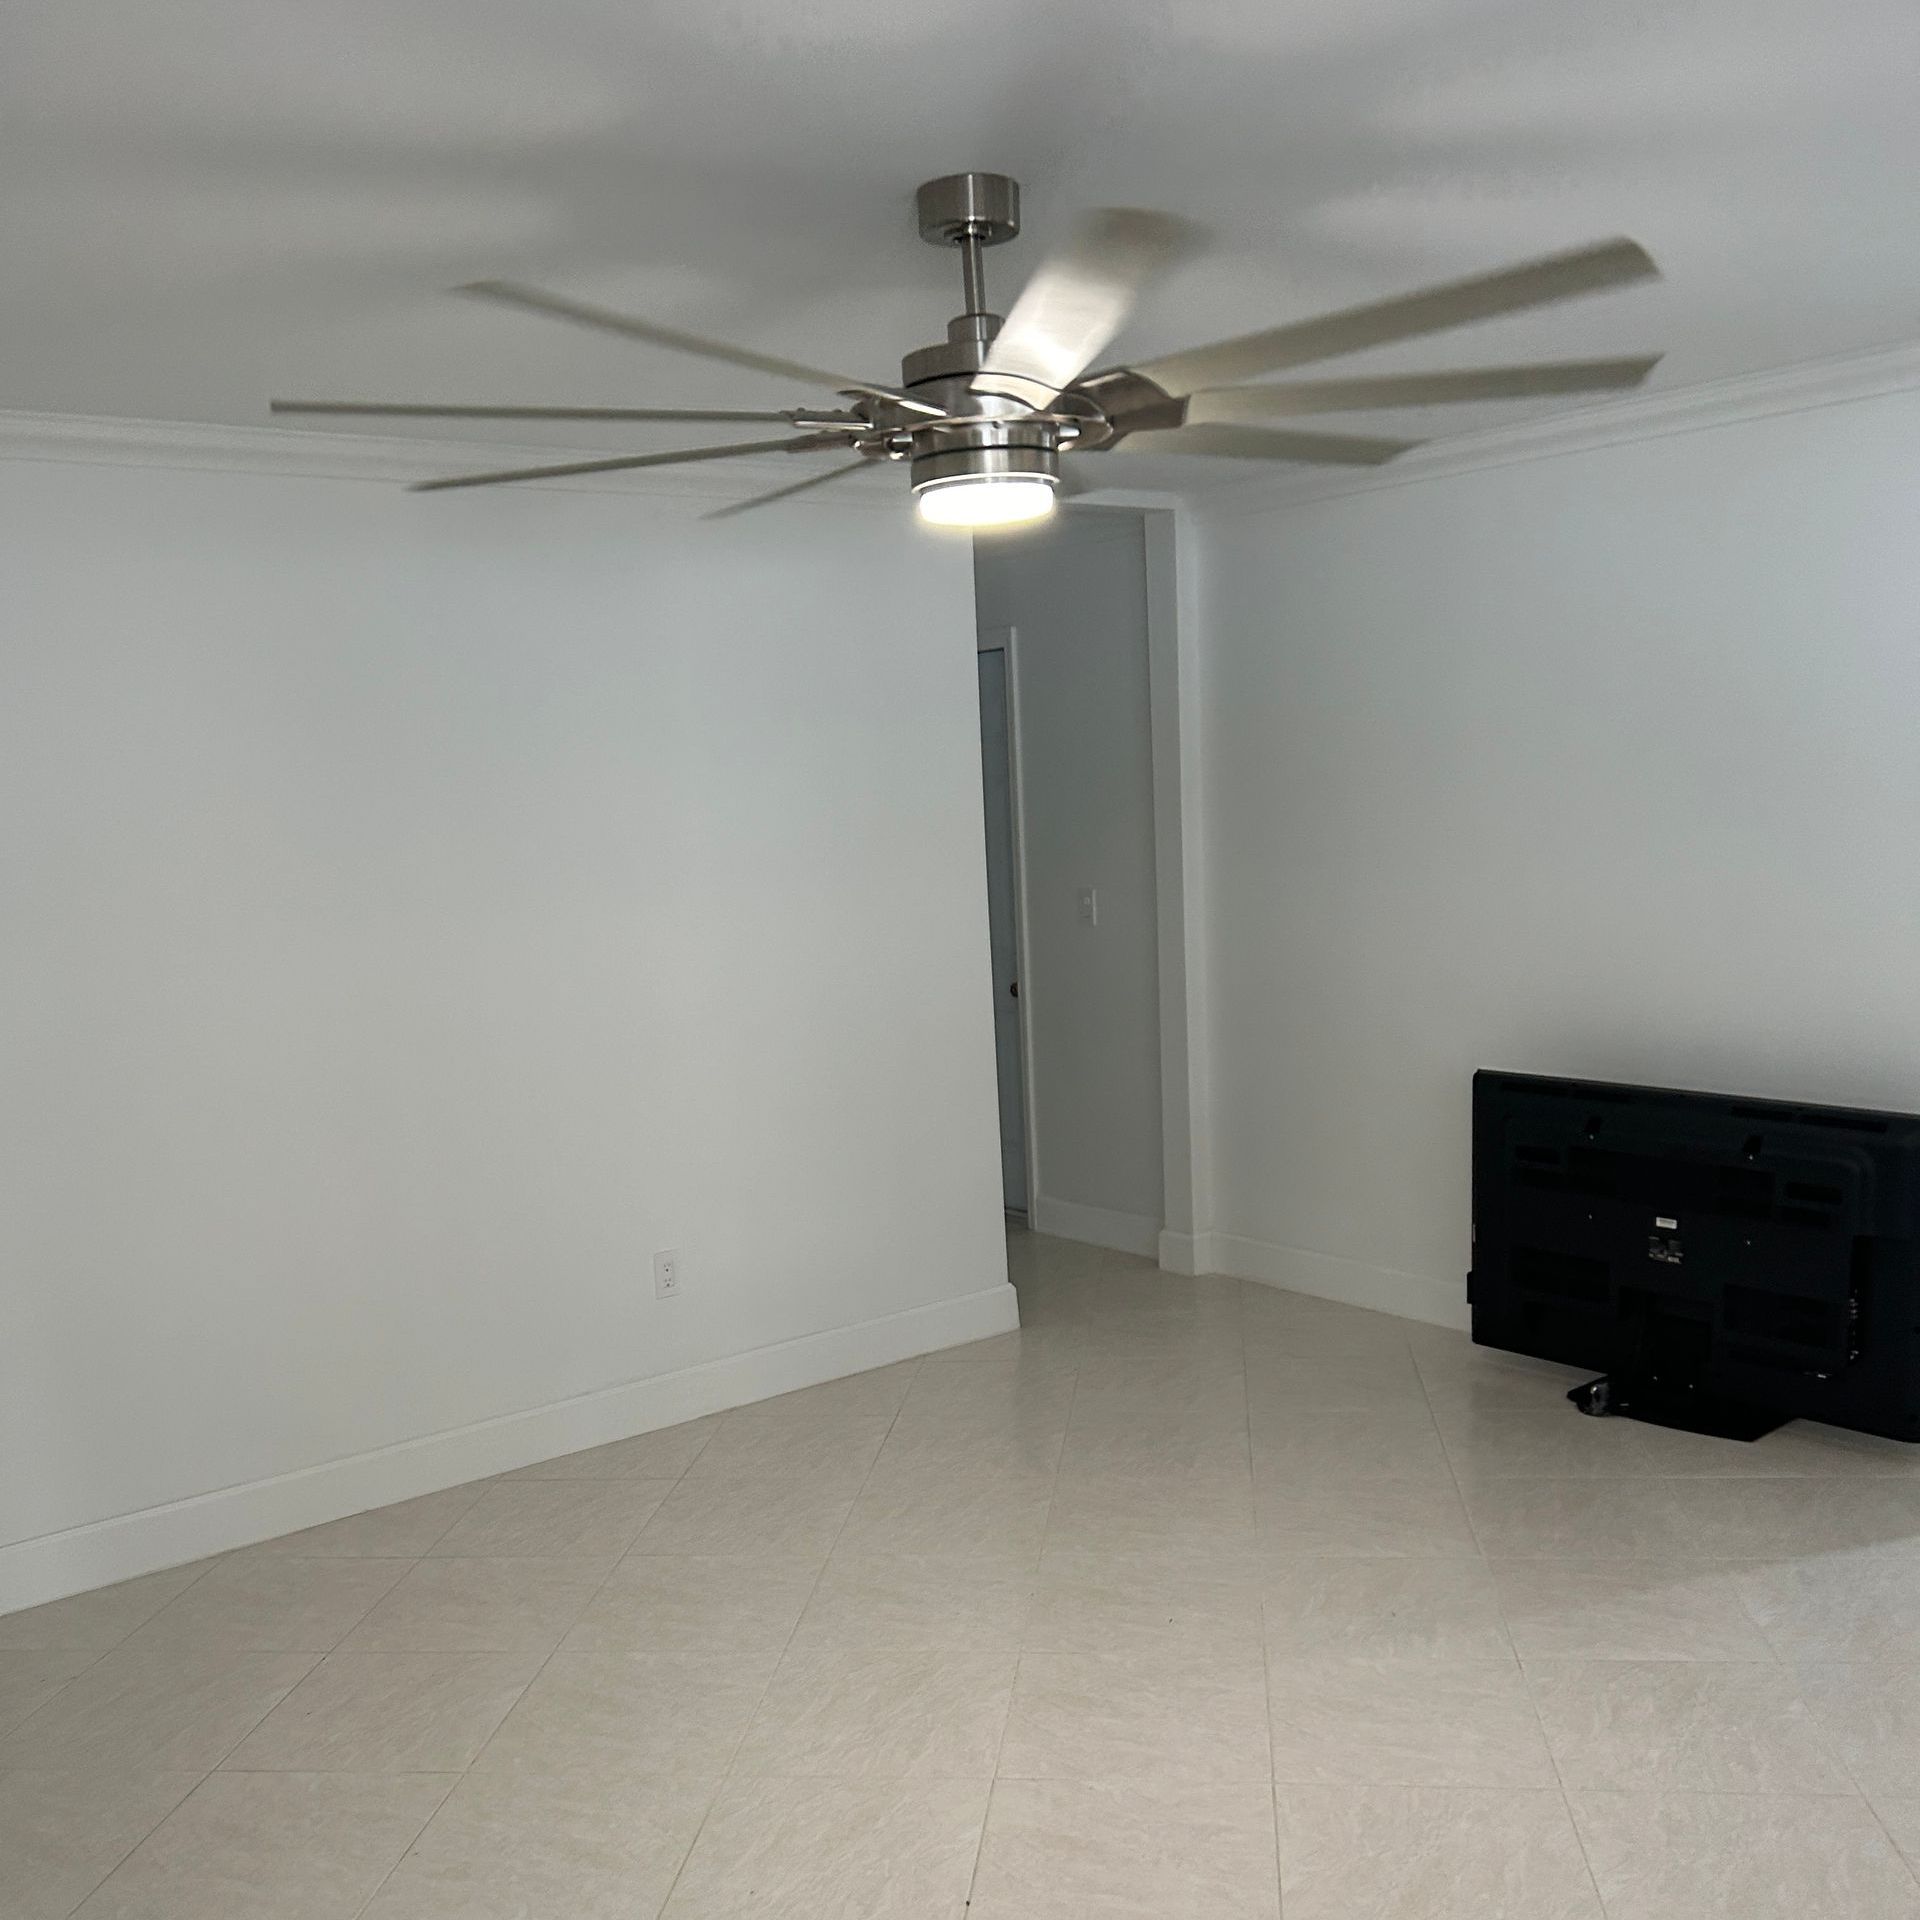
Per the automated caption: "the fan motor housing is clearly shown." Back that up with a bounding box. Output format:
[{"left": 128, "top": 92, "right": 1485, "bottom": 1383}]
[{"left": 909, "top": 418, "right": 1060, "bottom": 493}]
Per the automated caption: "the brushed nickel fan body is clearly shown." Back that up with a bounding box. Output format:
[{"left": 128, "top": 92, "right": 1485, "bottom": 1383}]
[{"left": 272, "top": 170, "right": 1665, "bottom": 517}]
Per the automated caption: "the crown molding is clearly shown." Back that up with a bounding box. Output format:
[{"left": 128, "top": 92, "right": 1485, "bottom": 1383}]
[{"left": 1189, "top": 337, "right": 1920, "bottom": 525}]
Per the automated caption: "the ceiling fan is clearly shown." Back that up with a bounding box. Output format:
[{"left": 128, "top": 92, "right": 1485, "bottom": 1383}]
[{"left": 272, "top": 171, "right": 1663, "bottom": 529}]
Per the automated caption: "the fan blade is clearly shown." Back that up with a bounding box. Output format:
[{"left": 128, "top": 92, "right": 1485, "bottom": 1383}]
[
  {"left": 457, "top": 281, "right": 944, "bottom": 416},
  {"left": 1115, "top": 422, "right": 1417, "bottom": 466},
  {"left": 1126, "top": 238, "right": 1658, "bottom": 398},
  {"left": 1188, "top": 354, "right": 1662, "bottom": 420},
  {"left": 272, "top": 400, "right": 824, "bottom": 425},
  {"left": 703, "top": 458, "right": 875, "bottom": 521},
  {"left": 973, "top": 208, "right": 1201, "bottom": 408},
  {"left": 411, "top": 436, "right": 832, "bottom": 494}
]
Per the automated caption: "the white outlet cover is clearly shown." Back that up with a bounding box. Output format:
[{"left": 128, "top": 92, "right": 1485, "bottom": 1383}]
[{"left": 653, "top": 1248, "right": 684, "bottom": 1299}]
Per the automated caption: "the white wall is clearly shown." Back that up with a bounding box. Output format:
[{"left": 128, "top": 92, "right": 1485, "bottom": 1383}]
[
  {"left": 0, "top": 456, "right": 1013, "bottom": 1609},
  {"left": 974, "top": 509, "right": 1164, "bottom": 1253},
  {"left": 1194, "top": 388, "right": 1920, "bottom": 1326}
]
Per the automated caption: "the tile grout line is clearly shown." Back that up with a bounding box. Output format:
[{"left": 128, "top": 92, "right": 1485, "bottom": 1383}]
[
  {"left": 1244, "top": 1275, "right": 1289, "bottom": 1917},
  {"left": 645, "top": 1358, "right": 928, "bottom": 1919},
  {"left": 1417, "top": 1339, "right": 1615, "bottom": 1919},
  {"left": 341, "top": 1417, "right": 726, "bottom": 1920},
  {"left": 959, "top": 1272, "right": 1083, "bottom": 1914},
  {"left": 0, "top": 1546, "right": 235, "bottom": 1758}
]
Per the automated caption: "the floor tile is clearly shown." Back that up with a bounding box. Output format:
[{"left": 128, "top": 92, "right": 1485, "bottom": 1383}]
[
  {"left": 1434, "top": 1405, "right": 1653, "bottom": 1478},
  {"left": 1658, "top": 1477, "right": 1920, "bottom": 1557},
  {"left": 1869, "top": 1791, "right": 1920, "bottom": 1872},
  {"left": 681, "top": 1416, "right": 890, "bottom": 1489},
  {"left": 1055, "top": 1415, "right": 1251, "bottom": 1477},
  {"left": 1045, "top": 1469, "right": 1256, "bottom": 1558},
  {"left": 1256, "top": 1477, "right": 1480, "bottom": 1556},
  {"left": 1738, "top": 1547, "right": 1920, "bottom": 1661},
  {"left": 360, "top": 1767, "right": 713, "bottom": 1920},
  {"left": 1242, "top": 1293, "right": 1416, "bottom": 1360},
  {"left": 1632, "top": 1418, "right": 1920, "bottom": 1477},
  {"left": 1266, "top": 1656, "right": 1555, "bottom": 1787},
  {"left": 473, "top": 1647, "right": 774, "bottom": 1782},
  {"left": 1410, "top": 1336, "right": 1590, "bottom": 1406},
  {"left": 969, "top": 1777, "right": 1280, "bottom": 1919},
  {"left": 734, "top": 1649, "right": 1015, "bottom": 1780},
  {"left": 1261, "top": 1557, "right": 1512, "bottom": 1661},
  {"left": 503, "top": 1418, "right": 717, "bottom": 1482},
  {"left": 1244, "top": 1351, "right": 1428, "bottom": 1413},
  {"left": 662, "top": 1774, "right": 989, "bottom": 1919},
  {"left": 632, "top": 1476, "right": 854, "bottom": 1559},
  {"left": 428, "top": 1481, "right": 674, "bottom": 1563},
  {"left": 0, "top": 1766, "right": 202, "bottom": 1920},
  {"left": 567, "top": 1555, "right": 818, "bottom": 1653},
  {"left": 793, "top": 1556, "right": 1033, "bottom": 1651},
  {"left": 0, "top": 1650, "right": 100, "bottom": 1736},
  {"left": 1274, "top": 1784, "right": 1601, "bottom": 1920},
  {"left": 224, "top": 1650, "right": 538, "bottom": 1772},
  {"left": 340, "top": 1557, "right": 606, "bottom": 1654},
  {"left": 1419, "top": 1365, "right": 1596, "bottom": 1418},
  {"left": 1796, "top": 1662, "right": 1920, "bottom": 1797},
  {"left": 0, "top": 1568, "right": 211, "bottom": 1652},
  {"left": 836, "top": 1463, "right": 1054, "bottom": 1559},
  {"left": 0, "top": 1646, "right": 317, "bottom": 1771},
  {"left": 1024, "top": 1569, "right": 1262, "bottom": 1659},
  {"left": 1250, "top": 1405, "right": 1452, "bottom": 1485},
  {"left": 1527, "top": 1657, "right": 1851, "bottom": 1791},
  {"left": 1568, "top": 1790, "right": 1920, "bottom": 1920},
  {"left": 72, "top": 1770, "right": 451, "bottom": 1920},
  {"left": 123, "top": 1555, "right": 409, "bottom": 1652},
  {"left": 1493, "top": 1558, "right": 1774, "bottom": 1661},
  {"left": 998, "top": 1647, "right": 1271, "bottom": 1786},
  {"left": 247, "top": 1486, "right": 487, "bottom": 1558},
  {"left": 1457, "top": 1479, "right": 1692, "bottom": 1559}
]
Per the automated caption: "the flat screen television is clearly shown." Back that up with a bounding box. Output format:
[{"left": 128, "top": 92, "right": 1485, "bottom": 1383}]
[{"left": 1470, "top": 1071, "right": 1920, "bottom": 1442}]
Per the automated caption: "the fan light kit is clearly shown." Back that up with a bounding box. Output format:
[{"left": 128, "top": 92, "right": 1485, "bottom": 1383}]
[{"left": 273, "top": 172, "right": 1664, "bottom": 526}]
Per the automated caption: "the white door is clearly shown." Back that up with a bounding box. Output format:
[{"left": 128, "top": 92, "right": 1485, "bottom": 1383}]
[{"left": 976, "top": 645, "right": 1029, "bottom": 1215}]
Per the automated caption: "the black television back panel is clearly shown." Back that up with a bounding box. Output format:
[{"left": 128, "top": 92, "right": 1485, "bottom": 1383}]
[{"left": 1471, "top": 1071, "right": 1920, "bottom": 1442}]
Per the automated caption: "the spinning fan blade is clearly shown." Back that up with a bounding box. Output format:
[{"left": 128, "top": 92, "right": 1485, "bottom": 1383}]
[
  {"left": 1124, "top": 238, "right": 1658, "bottom": 399},
  {"left": 411, "top": 436, "right": 836, "bottom": 494},
  {"left": 974, "top": 208, "right": 1201, "bottom": 408},
  {"left": 703, "top": 459, "right": 875, "bottom": 520},
  {"left": 272, "top": 400, "right": 827, "bottom": 425},
  {"left": 457, "top": 282, "right": 944, "bottom": 416},
  {"left": 1117, "top": 422, "right": 1418, "bottom": 465},
  {"left": 1187, "top": 354, "right": 1662, "bottom": 420}
]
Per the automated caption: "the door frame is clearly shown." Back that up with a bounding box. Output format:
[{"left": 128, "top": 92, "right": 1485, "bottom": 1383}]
[{"left": 976, "top": 623, "right": 1041, "bottom": 1223}]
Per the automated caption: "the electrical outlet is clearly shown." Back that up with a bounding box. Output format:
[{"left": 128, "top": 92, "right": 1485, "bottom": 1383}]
[
  {"left": 1076, "top": 885, "right": 1099, "bottom": 927},
  {"left": 653, "top": 1249, "right": 684, "bottom": 1300}
]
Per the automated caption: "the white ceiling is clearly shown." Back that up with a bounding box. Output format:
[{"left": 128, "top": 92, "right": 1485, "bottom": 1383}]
[{"left": 6, "top": 0, "right": 1917, "bottom": 495}]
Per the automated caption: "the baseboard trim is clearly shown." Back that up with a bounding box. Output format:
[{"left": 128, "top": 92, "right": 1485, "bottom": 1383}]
[
  {"left": 1156, "top": 1230, "right": 1202, "bottom": 1275},
  {"left": 1030, "top": 1195, "right": 1162, "bottom": 1259},
  {"left": 0, "top": 1282, "right": 1019, "bottom": 1616},
  {"left": 1199, "top": 1232, "right": 1470, "bottom": 1331}
]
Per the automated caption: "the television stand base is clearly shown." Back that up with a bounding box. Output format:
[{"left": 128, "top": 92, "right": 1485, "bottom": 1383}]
[{"left": 1567, "top": 1375, "right": 1790, "bottom": 1443}]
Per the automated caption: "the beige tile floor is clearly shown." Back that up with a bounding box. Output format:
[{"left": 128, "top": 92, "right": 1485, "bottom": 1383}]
[{"left": 6, "top": 1228, "right": 1920, "bottom": 1916}]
